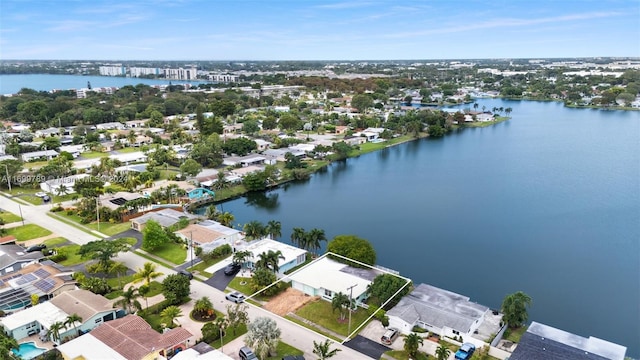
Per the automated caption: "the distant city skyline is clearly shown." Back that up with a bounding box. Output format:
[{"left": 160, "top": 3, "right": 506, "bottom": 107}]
[{"left": 1, "top": 0, "right": 639, "bottom": 61}]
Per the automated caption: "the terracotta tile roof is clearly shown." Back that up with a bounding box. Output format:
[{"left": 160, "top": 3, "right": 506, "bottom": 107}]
[
  {"left": 176, "top": 224, "right": 225, "bottom": 244},
  {"left": 90, "top": 315, "right": 192, "bottom": 360},
  {"left": 0, "top": 236, "right": 17, "bottom": 245}
]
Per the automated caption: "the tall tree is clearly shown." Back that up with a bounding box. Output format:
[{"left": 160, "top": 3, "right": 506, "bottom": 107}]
[
  {"left": 114, "top": 287, "right": 142, "bottom": 314},
  {"left": 133, "top": 262, "right": 163, "bottom": 285},
  {"left": 326, "top": 235, "right": 376, "bottom": 268},
  {"left": 256, "top": 250, "right": 285, "bottom": 273},
  {"left": 291, "top": 227, "right": 306, "bottom": 249},
  {"left": 161, "top": 305, "right": 183, "bottom": 328},
  {"left": 162, "top": 274, "right": 191, "bottom": 305},
  {"left": 403, "top": 333, "right": 423, "bottom": 358},
  {"left": 501, "top": 291, "right": 532, "bottom": 328},
  {"left": 331, "top": 292, "right": 350, "bottom": 321},
  {"left": 243, "top": 220, "right": 265, "bottom": 240},
  {"left": 306, "top": 228, "right": 327, "bottom": 256},
  {"left": 435, "top": 344, "right": 451, "bottom": 360},
  {"left": 313, "top": 339, "right": 342, "bottom": 360},
  {"left": 226, "top": 303, "right": 250, "bottom": 336},
  {"left": 64, "top": 313, "right": 83, "bottom": 337},
  {"left": 265, "top": 220, "right": 282, "bottom": 240},
  {"left": 47, "top": 321, "right": 66, "bottom": 343},
  {"left": 78, "top": 238, "right": 131, "bottom": 272},
  {"left": 217, "top": 212, "right": 235, "bottom": 227},
  {"left": 142, "top": 219, "right": 169, "bottom": 251},
  {"left": 245, "top": 317, "right": 281, "bottom": 360}
]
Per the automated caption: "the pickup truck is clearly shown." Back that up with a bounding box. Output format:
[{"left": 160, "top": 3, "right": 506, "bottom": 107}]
[{"left": 455, "top": 343, "right": 476, "bottom": 360}]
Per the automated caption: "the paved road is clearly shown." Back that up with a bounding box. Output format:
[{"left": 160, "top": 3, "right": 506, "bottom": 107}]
[{"left": 0, "top": 194, "right": 374, "bottom": 360}]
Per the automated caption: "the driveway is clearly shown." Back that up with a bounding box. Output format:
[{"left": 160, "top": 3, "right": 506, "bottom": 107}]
[
  {"left": 106, "top": 229, "right": 142, "bottom": 248},
  {"left": 204, "top": 268, "right": 236, "bottom": 291},
  {"left": 344, "top": 335, "right": 391, "bottom": 359}
]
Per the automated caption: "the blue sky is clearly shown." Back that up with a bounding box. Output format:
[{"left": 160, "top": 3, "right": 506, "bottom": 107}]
[{"left": 1, "top": 0, "right": 638, "bottom": 60}]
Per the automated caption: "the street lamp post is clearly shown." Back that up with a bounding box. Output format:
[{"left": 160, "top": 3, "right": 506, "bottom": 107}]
[{"left": 347, "top": 283, "right": 358, "bottom": 340}]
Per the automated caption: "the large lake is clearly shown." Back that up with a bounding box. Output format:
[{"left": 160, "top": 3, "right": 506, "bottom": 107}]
[
  {"left": 0, "top": 74, "right": 203, "bottom": 94},
  {"left": 211, "top": 99, "right": 640, "bottom": 356}
]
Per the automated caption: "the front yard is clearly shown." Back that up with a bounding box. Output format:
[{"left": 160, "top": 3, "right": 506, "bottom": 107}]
[
  {"left": 290, "top": 298, "right": 371, "bottom": 338},
  {"left": 53, "top": 211, "right": 132, "bottom": 236},
  {"left": 150, "top": 242, "right": 187, "bottom": 265},
  {"left": 6, "top": 224, "right": 52, "bottom": 241},
  {"left": 0, "top": 211, "right": 22, "bottom": 224}
]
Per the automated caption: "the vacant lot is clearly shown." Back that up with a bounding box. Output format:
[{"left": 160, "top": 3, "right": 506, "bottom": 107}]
[{"left": 264, "top": 287, "right": 318, "bottom": 316}]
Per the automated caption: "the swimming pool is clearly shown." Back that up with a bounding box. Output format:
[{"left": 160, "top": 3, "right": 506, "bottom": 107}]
[{"left": 11, "top": 341, "right": 46, "bottom": 360}]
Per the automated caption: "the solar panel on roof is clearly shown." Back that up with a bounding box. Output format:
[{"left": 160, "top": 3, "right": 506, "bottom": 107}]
[
  {"left": 34, "top": 268, "right": 51, "bottom": 279},
  {"left": 34, "top": 278, "right": 56, "bottom": 292},
  {"left": 110, "top": 198, "right": 127, "bottom": 206},
  {"left": 15, "top": 273, "right": 37, "bottom": 285}
]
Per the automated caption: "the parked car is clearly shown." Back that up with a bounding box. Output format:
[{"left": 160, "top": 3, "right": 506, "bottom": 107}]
[
  {"left": 42, "top": 195, "right": 51, "bottom": 202},
  {"left": 223, "top": 262, "right": 241, "bottom": 276},
  {"left": 282, "top": 356, "right": 305, "bottom": 360},
  {"left": 381, "top": 327, "right": 399, "bottom": 345},
  {"left": 455, "top": 343, "right": 476, "bottom": 360},
  {"left": 226, "top": 291, "right": 246, "bottom": 304},
  {"left": 239, "top": 346, "right": 257, "bottom": 360},
  {"left": 178, "top": 269, "right": 193, "bottom": 280},
  {"left": 35, "top": 192, "right": 47, "bottom": 198},
  {"left": 25, "top": 244, "right": 46, "bottom": 253}
]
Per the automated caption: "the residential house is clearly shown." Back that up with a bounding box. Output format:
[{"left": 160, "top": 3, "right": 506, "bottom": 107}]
[
  {"left": 109, "top": 151, "right": 147, "bottom": 165},
  {"left": 130, "top": 208, "right": 198, "bottom": 232},
  {"left": 59, "top": 144, "right": 85, "bottom": 158},
  {"left": 222, "top": 154, "right": 267, "bottom": 167},
  {"left": 288, "top": 255, "right": 378, "bottom": 306},
  {"left": 175, "top": 220, "right": 242, "bottom": 253},
  {"left": 386, "top": 283, "right": 495, "bottom": 345},
  {"left": 56, "top": 314, "right": 194, "bottom": 360},
  {"left": 125, "top": 119, "right": 148, "bottom": 128},
  {"left": 509, "top": 321, "right": 627, "bottom": 360},
  {"left": 0, "top": 244, "right": 44, "bottom": 275},
  {"left": 0, "top": 289, "right": 117, "bottom": 343},
  {"left": 96, "top": 122, "right": 126, "bottom": 131},
  {"left": 99, "top": 192, "right": 145, "bottom": 211},
  {"left": 172, "top": 347, "right": 233, "bottom": 360},
  {"left": 40, "top": 174, "right": 89, "bottom": 195},
  {"left": 222, "top": 124, "right": 243, "bottom": 136},
  {"left": 21, "top": 150, "right": 59, "bottom": 162},
  {"left": 343, "top": 136, "right": 366, "bottom": 146},
  {"left": 254, "top": 139, "right": 272, "bottom": 151},
  {"left": 0, "top": 261, "right": 76, "bottom": 313},
  {"left": 35, "top": 127, "right": 60, "bottom": 138},
  {"left": 240, "top": 238, "right": 307, "bottom": 276}
]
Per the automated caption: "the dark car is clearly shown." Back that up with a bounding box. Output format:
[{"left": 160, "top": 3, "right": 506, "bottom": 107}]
[
  {"left": 178, "top": 269, "right": 193, "bottom": 280},
  {"left": 223, "top": 262, "right": 241, "bottom": 276},
  {"left": 239, "top": 346, "right": 257, "bottom": 360},
  {"left": 282, "top": 356, "right": 305, "bottom": 360},
  {"left": 42, "top": 195, "right": 51, "bottom": 202},
  {"left": 25, "top": 244, "right": 46, "bottom": 253},
  {"left": 455, "top": 343, "right": 476, "bottom": 360}
]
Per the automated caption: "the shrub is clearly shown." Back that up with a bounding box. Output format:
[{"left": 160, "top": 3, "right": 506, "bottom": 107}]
[{"left": 66, "top": 210, "right": 75, "bottom": 216}]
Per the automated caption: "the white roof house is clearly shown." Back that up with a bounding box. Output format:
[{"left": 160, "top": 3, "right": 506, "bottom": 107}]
[
  {"left": 40, "top": 173, "right": 89, "bottom": 194},
  {"left": 21, "top": 150, "right": 59, "bottom": 162},
  {"left": 1, "top": 301, "right": 67, "bottom": 332},
  {"left": 109, "top": 151, "right": 147, "bottom": 164},
  {"left": 241, "top": 239, "right": 306, "bottom": 276},
  {"left": 288, "top": 255, "right": 376, "bottom": 304}
]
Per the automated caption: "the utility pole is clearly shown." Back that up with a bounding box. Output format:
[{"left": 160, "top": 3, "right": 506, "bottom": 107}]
[
  {"left": 189, "top": 231, "right": 194, "bottom": 268},
  {"left": 18, "top": 204, "right": 24, "bottom": 226},
  {"left": 4, "top": 165, "right": 11, "bottom": 192},
  {"left": 347, "top": 283, "right": 358, "bottom": 340},
  {"left": 96, "top": 196, "right": 100, "bottom": 231}
]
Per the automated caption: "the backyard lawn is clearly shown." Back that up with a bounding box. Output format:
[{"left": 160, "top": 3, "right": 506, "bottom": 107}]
[
  {"left": 6, "top": 224, "right": 52, "bottom": 241},
  {"left": 0, "top": 211, "right": 22, "bottom": 224},
  {"left": 80, "top": 151, "right": 108, "bottom": 159},
  {"left": 385, "top": 350, "right": 432, "bottom": 360},
  {"left": 293, "top": 299, "right": 371, "bottom": 337}
]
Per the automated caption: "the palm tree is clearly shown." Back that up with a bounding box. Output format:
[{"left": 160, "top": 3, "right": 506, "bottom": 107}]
[
  {"left": 233, "top": 250, "right": 252, "bottom": 267},
  {"left": 217, "top": 211, "right": 235, "bottom": 227},
  {"left": 265, "top": 220, "right": 282, "bottom": 240},
  {"left": 306, "top": 228, "right": 327, "bottom": 256},
  {"left": 138, "top": 284, "right": 150, "bottom": 310},
  {"left": 313, "top": 339, "right": 341, "bottom": 359},
  {"left": 501, "top": 291, "right": 532, "bottom": 328},
  {"left": 56, "top": 184, "right": 69, "bottom": 197},
  {"left": 144, "top": 179, "right": 155, "bottom": 188},
  {"left": 473, "top": 102, "right": 479, "bottom": 111},
  {"left": 256, "top": 250, "right": 285, "bottom": 273},
  {"left": 243, "top": 220, "right": 265, "bottom": 240},
  {"left": 47, "top": 321, "right": 66, "bottom": 343},
  {"left": 505, "top": 107, "right": 513, "bottom": 116},
  {"left": 161, "top": 305, "right": 183, "bottom": 328},
  {"left": 403, "top": 333, "right": 424, "bottom": 358},
  {"left": 133, "top": 262, "right": 163, "bottom": 286},
  {"left": 331, "top": 292, "right": 350, "bottom": 321},
  {"left": 64, "top": 313, "right": 83, "bottom": 337},
  {"left": 291, "top": 227, "right": 306, "bottom": 248},
  {"left": 115, "top": 287, "right": 142, "bottom": 314},
  {"left": 204, "top": 205, "right": 219, "bottom": 220},
  {"left": 125, "top": 175, "right": 141, "bottom": 191},
  {"left": 108, "top": 261, "right": 128, "bottom": 289},
  {"left": 194, "top": 296, "right": 213, "bottom": 316},
  {"left": 435, "top": 343, "right": 451, "bottom": 360}
]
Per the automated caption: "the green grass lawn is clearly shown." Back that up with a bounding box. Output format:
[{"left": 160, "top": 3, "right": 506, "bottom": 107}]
[
  {"left": 385, "top": 350, "right": 432, "bottom": 360},
  {"left": 54, "top": 212, "right": 132, "bottom": 236},
  {"left": 0, "top": 211, "right": 22, "bottom": 224},
  {"left": 227, "top": 277, "right": 255, "bottom": 296},
  {"left": 57, "top": 245, "right": 83, "bottom": 266},
  {"left": 121, "top": 237, "right": 137, "bottom": 246},
  {"left": 6, "top": 224, "right": 52, "bottom": 241},
  {"left": 115, "top": 147, "right": 139, "bottom": 153},
  {"left": 106, "top": 274, "right": 135, "bottom": 290},
  {"left": 151, "top": 242, "right": 187, "bottom": 264},
  {"left": 188, "top": 255, "right": 230, "bottom": 277},
  {"left": 210, "top": 323, "right": 248, "bottom": 349},
  {"left": 80, "top": 151, "right": 109, "bottom": 159},
  {"left": 43, "top": 237, "right": 69, "bottom": 247},
  {"left": 504, "top": 326, "right": 527, "bottom": 343},
  {"left": 7, "top": 187, "right": 77, "bottom": 205},
  {"left": 265, "top": 341, "right": 304, "bottom": 360},
  {"left": 294, "top": 299, "right": 371, "bottom": 337}
]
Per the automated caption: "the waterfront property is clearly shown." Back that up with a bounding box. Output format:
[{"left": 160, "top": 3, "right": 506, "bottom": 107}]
[
  {"left": 509, "top": 321, "right": 627, "bottom": 360},
  {"left": 240, "top": 238, "right": 307, "bottom": 276},
  {"left": 130, "top": 208, "right": 198, "bottom": 232},
  {"left": 287, "top": 255, "right": 379, "bottom": 306},
  {"left": 0, "top": 289, "right": 118, "bottom": 343},
  {"left": 386, "top": 283, "right": 501, "bottom": 346},
  {"left": 174, "top": 220, "right": 242, "bottom": 253},
  {"left": 56, "top": 314, "right": 195, "bottom": 360}
]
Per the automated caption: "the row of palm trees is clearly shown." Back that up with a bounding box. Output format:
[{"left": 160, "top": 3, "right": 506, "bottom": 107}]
[
  {"left": 402, "top": 332, "right": 453, "bottom": 360},
  {"left": 242, "top": 220, "right": 282, "bottom": 241},
  {"left": 232, "top": 249, "right": 286, "bottom": 273},
  {"left": 290, "top": 227, "right": 327, "bottom": 256},
  {"left": 46, "top": 313, "right": 83, "bottom": 344}
]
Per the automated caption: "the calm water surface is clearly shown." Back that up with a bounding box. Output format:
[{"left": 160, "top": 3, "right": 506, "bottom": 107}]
[
  {"left": 213, "top": 99, "right": 640, "bottom": 356},
  {"left": 0, "top": 74, "right": 202, "bottom": 94}
]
